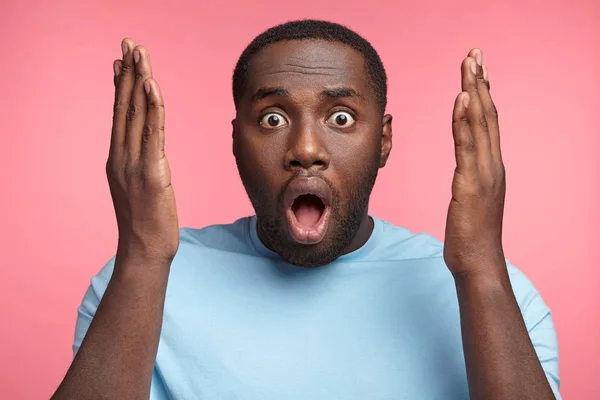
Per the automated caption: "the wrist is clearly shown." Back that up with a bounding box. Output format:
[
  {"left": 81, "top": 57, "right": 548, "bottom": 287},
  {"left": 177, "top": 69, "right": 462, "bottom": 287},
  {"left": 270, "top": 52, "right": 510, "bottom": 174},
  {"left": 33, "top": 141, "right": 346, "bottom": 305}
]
[
  {"left": 450, "top": 245, "right": 506, "bottom": 279},
  {"left": 453, "top": 265, "right": 513, "bottom": 297},
  {"left": 113, "top": 246, "right": 174, "bottom": 279},
  {"left": 452, "top": 264, "right": 521, "bottom": 326},
  {"left": 116, "top": 237, "right": 176, "bottom": 263}
]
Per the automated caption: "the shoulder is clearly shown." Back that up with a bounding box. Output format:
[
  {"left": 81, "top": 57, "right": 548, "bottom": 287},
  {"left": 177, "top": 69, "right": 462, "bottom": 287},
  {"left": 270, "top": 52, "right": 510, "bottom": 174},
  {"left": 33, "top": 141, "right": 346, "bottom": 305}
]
[
  {"left": 89, "top": 217, "right": 256, "bottom": 291},
  {"left": 179, "top": 216, "right": 254, "bottom": 256},
  {"left": 371, "top": 216, "right": 445, "bottom": 261},
  {"left": 372, "top": 217, "right": 553, "bottom": 311},
  {"left": 505, "top": 262, "right": 554, "bottom": 325}
]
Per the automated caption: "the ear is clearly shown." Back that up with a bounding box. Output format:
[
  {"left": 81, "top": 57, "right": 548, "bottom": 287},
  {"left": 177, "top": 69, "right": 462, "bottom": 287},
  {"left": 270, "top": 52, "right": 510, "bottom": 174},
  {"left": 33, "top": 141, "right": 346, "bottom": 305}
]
[
  {"left": 231, "top": 119, "right": 236, "bottom": 157},
  {"left": 379, "top": 114, "right": 393, "bottom": 168}
]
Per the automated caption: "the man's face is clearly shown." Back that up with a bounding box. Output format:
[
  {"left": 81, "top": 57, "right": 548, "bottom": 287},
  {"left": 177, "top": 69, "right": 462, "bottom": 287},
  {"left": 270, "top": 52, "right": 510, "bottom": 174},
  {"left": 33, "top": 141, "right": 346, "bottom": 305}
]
[{"left": 233, "top": 39, "right": 392, "bottom": 267}]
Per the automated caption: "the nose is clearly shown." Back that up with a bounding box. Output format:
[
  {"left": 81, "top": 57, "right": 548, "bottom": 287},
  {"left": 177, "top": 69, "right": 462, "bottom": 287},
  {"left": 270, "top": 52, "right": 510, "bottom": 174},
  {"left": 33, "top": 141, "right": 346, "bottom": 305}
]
[{"left": 284, "top": 121, "right": 330, "bottom": 171}]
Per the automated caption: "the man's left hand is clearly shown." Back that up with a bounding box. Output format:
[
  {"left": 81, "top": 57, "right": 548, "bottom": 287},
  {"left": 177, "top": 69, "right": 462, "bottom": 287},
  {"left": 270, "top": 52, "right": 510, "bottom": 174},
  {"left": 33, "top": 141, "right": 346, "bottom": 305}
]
[{"left": 443, "top": 48, "right": 507, "bottom": 279}]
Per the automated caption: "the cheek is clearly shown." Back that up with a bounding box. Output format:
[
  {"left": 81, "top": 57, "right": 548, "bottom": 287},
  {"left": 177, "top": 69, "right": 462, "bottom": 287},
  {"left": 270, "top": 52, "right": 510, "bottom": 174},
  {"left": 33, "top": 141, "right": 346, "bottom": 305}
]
[
  {"left": 329, "top": 131, "right": 380, "bottom": 185},
  {"left": 235, "top": 134, "right": 284, "bottom": 191}
]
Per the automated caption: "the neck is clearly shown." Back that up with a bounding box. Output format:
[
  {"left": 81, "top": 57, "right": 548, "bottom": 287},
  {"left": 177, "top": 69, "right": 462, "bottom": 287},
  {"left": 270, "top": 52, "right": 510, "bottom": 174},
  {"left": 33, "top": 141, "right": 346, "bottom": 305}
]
[{"left": 341, "top": 213, "right": 374, "bottom": 256}]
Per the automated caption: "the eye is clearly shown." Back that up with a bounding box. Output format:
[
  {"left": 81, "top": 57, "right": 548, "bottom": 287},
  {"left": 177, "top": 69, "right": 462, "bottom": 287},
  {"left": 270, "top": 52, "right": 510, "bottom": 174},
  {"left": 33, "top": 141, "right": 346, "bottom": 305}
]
[
  {"left": 327, "top": 111, "right": 355, "bottom": 127},
  {"left": 260, "top": 113, "right": 288, "bottom": 128}
]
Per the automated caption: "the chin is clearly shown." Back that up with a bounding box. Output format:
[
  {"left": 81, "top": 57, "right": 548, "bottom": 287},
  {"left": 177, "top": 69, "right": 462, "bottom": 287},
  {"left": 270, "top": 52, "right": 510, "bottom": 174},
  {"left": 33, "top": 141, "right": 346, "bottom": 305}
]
[
  {"left": 283, "top": 251, "right": 339, "bottom": 268},
  {"left": 274, "top": 231, "right": 349, "bottom": 268},
  {"left": 256, "top": 195, "right": 367, "bottom": 268}
]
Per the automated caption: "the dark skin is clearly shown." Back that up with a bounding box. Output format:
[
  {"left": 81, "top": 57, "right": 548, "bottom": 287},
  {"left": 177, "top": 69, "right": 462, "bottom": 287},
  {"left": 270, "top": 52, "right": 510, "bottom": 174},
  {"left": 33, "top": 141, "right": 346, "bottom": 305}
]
[
  {"left": 52, "top": 38, "right": 555, "bottom": 399},
  {"left": 233, "top": 40, "right": 392, "bottom": 267}
]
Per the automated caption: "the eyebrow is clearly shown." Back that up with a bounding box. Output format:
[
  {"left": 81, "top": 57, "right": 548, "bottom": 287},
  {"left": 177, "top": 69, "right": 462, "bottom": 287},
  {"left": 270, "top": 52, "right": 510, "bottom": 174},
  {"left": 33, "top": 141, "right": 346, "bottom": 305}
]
[
  {"left": 251, "top": 87, "right": 290, "bottom": 104},
  {"left": 250, "top": 86, "right": 364, "bottom": 105},
  {"left": 320, "top": 88, "right": 364, "bottom": 100}
]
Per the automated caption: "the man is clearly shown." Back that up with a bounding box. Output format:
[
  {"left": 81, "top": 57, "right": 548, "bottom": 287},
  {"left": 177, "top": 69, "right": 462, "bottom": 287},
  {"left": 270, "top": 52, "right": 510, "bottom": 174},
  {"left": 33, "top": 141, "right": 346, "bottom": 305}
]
[{"left": 53, "top": 20, "right": 560, "bottom": 399}]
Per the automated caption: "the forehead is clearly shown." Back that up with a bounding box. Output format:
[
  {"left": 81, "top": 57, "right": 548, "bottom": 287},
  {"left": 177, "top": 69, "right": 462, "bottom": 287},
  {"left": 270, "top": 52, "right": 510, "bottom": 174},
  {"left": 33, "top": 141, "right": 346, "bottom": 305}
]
[{"left": 244, "top": 39, "right": 372, "bottom": 102}]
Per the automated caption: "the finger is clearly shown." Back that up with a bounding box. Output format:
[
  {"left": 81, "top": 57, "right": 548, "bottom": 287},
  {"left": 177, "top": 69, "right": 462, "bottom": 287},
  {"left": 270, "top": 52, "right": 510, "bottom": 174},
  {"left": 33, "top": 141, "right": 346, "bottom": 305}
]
[
  {"left": 110, "top": 38, "right": 136, "bottom": 156},
  {"left": 479, "top": 64, "right": 502, "bottom": 164},
  {"left": 113, "top": 59, "right": 122, "bottom": 88},
  {"left": 482, "top": 64, "right": 490, "bottom": 91},
  {"left": 468, "top": 48, "right": 490, "bottom": 92},
  {"left": 140, "top": 79, "right": 166, "bottom": 164},
  {"left": 126, "top": 45, "right": 154, "bottom": 160},
  {"left": 452, "top": 91, "right": 477, "bottom": 174},
  {"left": 469, "top": 47, "right": 501, "bottom": 164},
  {"left": 461, "top": 51, "right": 492, "bottom": 168},
  {"left": 109, "top": 59, "right": 123, "bottom": 153},
  {"left": 467, "top": 48, "right": 482, "bottom": 71}
]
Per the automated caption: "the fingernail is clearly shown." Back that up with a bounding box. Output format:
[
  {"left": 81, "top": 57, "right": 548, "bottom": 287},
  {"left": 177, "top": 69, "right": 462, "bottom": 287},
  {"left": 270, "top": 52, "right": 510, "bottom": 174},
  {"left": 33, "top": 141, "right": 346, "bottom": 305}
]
[
  {"left": 483, "top": 65, "right": 489, "bottom": 81},
  {"left": 476, "top": 51, "right": 482, "bottom": 66},
  {"left": 134, "top": 50, "right": 140, "bottom": 64},
  {"left": 122, "top": 41, "right": 128, "bottom": 56},
  {"left": 144, "top": 80, "right": 151, "bottom": 94},
  {"left": 113, "top": 61, "right": 120, "bottom": 76},
  {"left": 463, "top": 93, "right": 470, "bottom": 108},
  {"left": 470, "top": 60, "right": 477, "bottom": 75}
]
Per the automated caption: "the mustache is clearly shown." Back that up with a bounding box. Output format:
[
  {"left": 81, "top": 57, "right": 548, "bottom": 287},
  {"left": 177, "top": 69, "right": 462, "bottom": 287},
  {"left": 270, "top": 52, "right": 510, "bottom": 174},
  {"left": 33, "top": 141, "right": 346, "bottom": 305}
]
[{"left": 277, "top": 170, "right": 337, "bottom": 207}]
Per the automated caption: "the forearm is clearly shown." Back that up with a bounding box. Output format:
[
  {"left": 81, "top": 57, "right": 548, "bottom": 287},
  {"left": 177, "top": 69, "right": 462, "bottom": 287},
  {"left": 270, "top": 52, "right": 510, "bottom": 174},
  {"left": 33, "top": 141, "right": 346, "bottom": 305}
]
[
  {"left": 455, "top": 263, "right": 555, "bottom": 400},
  {"left": 53, "top": 254, "right": 171, "bottom": 400}
]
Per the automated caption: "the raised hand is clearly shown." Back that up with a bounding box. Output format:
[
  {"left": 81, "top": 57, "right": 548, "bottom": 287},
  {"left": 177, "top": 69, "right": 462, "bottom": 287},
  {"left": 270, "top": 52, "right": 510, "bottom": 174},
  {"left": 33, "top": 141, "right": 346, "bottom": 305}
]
[
  {"left": 443, "top": 49, "right": 506, "bottom": 278},
  {"left": 107, "top": 38, "right": 179, "bottom": 263},
  {"left": 443, "top": 50, "right": 557, "bottom": 399},
  {"left": 52, "top": 40, "right": 180, "bottom": 399}
]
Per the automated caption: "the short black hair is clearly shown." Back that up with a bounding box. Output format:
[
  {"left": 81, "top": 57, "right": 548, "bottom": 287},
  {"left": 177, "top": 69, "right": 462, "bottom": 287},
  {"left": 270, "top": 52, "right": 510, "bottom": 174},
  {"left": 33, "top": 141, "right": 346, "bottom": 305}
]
[{"left": 232, "top": 19, "right": 387, "bottom": 114}]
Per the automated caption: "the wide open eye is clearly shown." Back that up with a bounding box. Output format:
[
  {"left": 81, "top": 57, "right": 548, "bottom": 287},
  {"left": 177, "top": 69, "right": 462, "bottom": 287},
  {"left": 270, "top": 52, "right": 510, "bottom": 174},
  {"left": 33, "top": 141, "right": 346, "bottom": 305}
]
[
  {"left": 326, "top": 111, "right": 355, "bottom": 127},
  {"left": 260, "top": 113, "right": 288, "bottom": 128}
]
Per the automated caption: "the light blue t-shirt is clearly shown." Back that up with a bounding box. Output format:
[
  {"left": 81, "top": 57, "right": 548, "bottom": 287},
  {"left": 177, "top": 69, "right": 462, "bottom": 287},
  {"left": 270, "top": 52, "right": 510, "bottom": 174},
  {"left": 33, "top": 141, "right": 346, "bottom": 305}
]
[{"left": 73, "top": 216, "right": 560, "bottom": 399}]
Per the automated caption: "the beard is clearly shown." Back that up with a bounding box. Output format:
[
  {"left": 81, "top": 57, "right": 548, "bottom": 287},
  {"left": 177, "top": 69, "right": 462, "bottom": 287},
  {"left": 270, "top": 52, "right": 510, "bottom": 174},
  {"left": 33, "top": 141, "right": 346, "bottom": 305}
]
[{"left": 236, "top": 157, "right": 380, "bottom": 268}]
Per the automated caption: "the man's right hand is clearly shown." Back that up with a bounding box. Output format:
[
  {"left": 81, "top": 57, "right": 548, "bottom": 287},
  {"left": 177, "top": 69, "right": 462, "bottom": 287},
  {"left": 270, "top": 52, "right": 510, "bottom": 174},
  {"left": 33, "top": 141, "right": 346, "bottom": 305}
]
[
  {"left": 52, "top": 40, "right": 178, "bottom": 399},
  {"left": 107, "top": 38, "right": 179, "bottom": 263}
]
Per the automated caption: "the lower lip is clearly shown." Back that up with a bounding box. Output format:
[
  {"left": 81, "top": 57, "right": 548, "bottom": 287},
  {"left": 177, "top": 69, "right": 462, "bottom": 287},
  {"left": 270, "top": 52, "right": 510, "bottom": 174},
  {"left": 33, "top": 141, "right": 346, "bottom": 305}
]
[{"left": 286, "top": 204, "right": 331, "bottom": 245}]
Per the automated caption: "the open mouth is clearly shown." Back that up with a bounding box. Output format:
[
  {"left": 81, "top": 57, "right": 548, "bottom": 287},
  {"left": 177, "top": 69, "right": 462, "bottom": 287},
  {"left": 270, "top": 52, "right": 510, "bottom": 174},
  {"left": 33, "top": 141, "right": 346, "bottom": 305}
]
[
  {"left": 283, "top": 177, "right": 332, "bottom": 244},
  {"left": 292, "top": 194, "right": 326, "bottom": 227}
]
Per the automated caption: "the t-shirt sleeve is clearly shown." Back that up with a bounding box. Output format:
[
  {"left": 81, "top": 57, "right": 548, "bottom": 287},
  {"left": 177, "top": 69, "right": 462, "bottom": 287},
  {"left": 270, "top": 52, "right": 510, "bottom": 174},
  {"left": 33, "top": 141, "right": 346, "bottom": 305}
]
[
  {"left": 73, "top": 256, "right": 115, "bottom": 356},
  {"left": 508, "top": 264, "right": 561, "bottom": 399},
  {"left": 72, "top": 256, "right": 169, "bottom": 399}
]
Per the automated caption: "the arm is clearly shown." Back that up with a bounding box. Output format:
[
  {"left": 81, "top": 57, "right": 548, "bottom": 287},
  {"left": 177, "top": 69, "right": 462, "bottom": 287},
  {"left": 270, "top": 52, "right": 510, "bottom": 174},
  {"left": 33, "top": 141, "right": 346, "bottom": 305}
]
[
  {"left": 53, "top": 38, "right": 179, "bottom": 399},
  {"left": 455, "top": 266, "right": 557, "bottom": 399},
  {"left": 443, "top": 49, "right": 557, "bottom": 399},
  {"left": 53, "top": 255, "right": 171, "bottom": 399}
]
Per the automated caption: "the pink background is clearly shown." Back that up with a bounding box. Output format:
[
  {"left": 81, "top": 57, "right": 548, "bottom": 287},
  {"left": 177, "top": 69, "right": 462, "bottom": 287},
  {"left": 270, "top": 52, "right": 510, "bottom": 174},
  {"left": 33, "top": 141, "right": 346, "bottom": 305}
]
[{"left": 1, "top": 0, "right": 598, "bottom": 398}]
